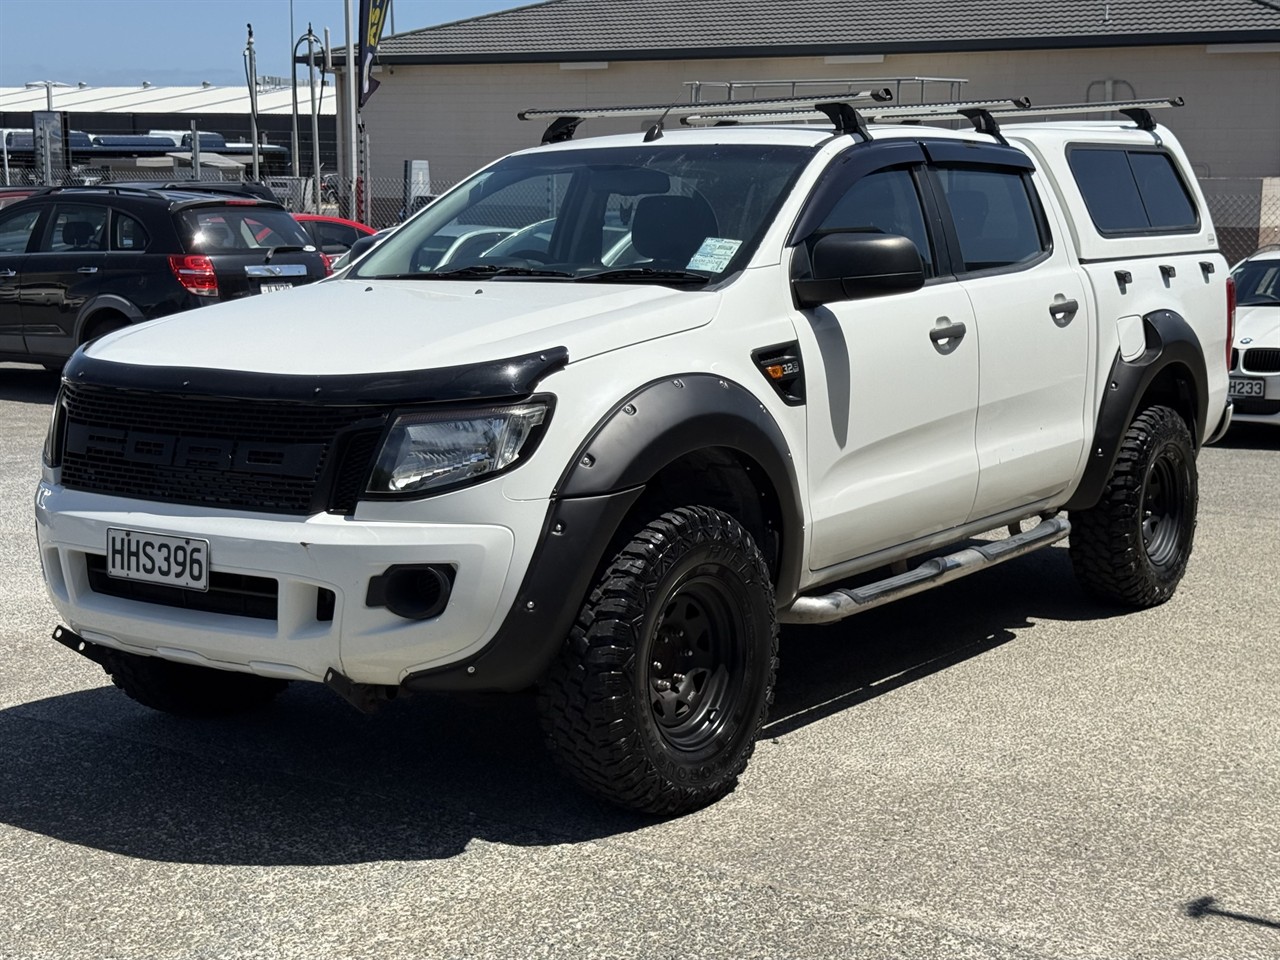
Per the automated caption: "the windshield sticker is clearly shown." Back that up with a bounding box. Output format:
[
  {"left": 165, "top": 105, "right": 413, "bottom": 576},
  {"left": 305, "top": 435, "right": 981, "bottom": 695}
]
[{"left": 687, "top": 238, "right": 742, "bottom": 272}]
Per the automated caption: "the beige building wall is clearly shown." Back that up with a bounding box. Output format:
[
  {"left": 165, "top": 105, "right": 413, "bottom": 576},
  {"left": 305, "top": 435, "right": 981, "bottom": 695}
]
[{"left": 350, "top": 44, "right": 1279, "bottom": 189}]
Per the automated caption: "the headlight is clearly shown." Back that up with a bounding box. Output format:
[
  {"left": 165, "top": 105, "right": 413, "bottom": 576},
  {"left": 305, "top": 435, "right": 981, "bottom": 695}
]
[
  {"left": 367, "top": 402, "right": 548, "bottom": 495},
  {"left": 43, "top": 387, "right": 67, "bottom": 469}
]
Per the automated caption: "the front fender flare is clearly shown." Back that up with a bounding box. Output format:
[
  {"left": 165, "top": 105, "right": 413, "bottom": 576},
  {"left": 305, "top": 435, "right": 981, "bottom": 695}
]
[{"left": 403, "top": 374, "right": 804, "bottom": 694}]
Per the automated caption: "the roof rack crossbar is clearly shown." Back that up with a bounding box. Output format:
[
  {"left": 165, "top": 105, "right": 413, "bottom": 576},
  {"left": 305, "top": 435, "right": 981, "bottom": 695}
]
[{"left": 519, "top": 89, "right": 894, "bottom": 142}]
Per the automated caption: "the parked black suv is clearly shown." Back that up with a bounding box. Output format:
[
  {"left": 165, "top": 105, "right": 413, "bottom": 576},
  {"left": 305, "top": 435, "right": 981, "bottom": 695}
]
[{"left": 0, "top": 186, "right": 330, "bottom": 368}]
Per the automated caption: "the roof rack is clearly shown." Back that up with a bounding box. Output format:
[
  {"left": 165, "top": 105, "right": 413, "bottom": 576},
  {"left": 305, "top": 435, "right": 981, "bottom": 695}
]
[
  {"left": 679, "top": 96, "right": 1185, "bottom": 143},
  {"left": 684, "top": 76, "right": 969, "bottom": 106},
  {"left": 518, "top": 88, "right": 894, "bottom": 143}
]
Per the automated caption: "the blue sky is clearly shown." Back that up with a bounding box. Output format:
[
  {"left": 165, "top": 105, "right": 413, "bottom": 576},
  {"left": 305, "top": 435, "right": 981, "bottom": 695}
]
[{"left": 0, "top": 0, "right": 531, "bottom": 87}]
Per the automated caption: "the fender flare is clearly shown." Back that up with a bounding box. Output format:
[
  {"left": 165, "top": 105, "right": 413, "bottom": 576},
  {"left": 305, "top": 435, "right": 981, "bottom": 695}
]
[
  {"left": 1065, "top": 308, "right": 1208, "bottom": 512},
  {"left": 403, "top": 374, "right": 804, "bottom": 694},
  {"left": 74, "top": 294, "right": 145, "bottom": 343}
]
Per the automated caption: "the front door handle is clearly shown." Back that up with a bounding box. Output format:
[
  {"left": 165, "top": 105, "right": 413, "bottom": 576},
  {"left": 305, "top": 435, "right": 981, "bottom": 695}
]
[
  {"left": 929, "top": 318, "right": 967, "bottom": 355},
  {"left": 1049, "top": 297, "right": 1079, "bottom": 326},
  {"left": 0, "top": 269, "right": 15, "bottom": 278},
  {"left": 77, "top": 266, "right": 99, "bottom": 275}
]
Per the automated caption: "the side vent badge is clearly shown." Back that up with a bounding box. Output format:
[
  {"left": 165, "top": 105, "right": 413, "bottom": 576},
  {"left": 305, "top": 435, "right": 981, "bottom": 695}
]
[{"left": 753, "top": 343, "right": 805, "bottom": 405}]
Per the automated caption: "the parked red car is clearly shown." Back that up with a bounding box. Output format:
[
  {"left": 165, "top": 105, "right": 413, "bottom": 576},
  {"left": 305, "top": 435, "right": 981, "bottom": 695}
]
[{"left": 293, "top": 213, "right": 376, "bottom": 254}]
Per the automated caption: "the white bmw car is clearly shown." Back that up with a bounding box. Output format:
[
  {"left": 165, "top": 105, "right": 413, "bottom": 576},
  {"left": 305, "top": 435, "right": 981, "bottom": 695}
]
[{"left": 1230, "top": 245, "right": 1280, "bottom": 424}]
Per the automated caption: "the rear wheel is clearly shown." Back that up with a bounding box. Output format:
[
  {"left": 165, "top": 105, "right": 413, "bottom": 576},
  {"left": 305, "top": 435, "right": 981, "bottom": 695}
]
[
  {"left": 1069, "top": 404, "right": 1198, "bottom": 606},
  {"left": 105, "top": 649, "right": 288, "bottom": 717},
  {"left": 538, "top": 506, "right": 777, "bottom": 816}
]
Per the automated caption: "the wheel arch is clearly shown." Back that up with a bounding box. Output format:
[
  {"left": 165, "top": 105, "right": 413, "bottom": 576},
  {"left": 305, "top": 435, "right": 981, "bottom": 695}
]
[
  {"left": 403, "top": 374, "right": 804, "bottom": 694},
  {"left": 76, "top": 295, "right": 145, "bottom": 344},
  {"left": 1065, "top": 308, "right": 1208, "bottom": 512}
]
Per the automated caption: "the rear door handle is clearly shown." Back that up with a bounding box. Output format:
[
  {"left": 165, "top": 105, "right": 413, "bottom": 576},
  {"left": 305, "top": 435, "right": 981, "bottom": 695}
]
[
  {"left": 1049, "top": 297, "right": 1079, "bottom": 326},
  {"left": 0, "top": 269, "right": 15, "bottom": 278},
  {"left": 929, "top": 318, "right": 967, "bottom": 355},
  {"left": 77, "top": 266, "right": 99, "bottom": 274}
]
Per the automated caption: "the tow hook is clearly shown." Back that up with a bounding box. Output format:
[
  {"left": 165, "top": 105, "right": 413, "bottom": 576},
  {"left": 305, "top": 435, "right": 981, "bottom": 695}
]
[
  {"left": 51, "top": 625, "right": 113, "bottom": 672},
  {"left": 323, "top": 668, "right": 399, "bottom": 714}
]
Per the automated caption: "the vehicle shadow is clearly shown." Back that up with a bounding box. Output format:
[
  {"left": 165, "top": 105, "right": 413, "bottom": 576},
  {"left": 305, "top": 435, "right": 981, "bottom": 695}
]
[
  {"left": 0, "top": 363, "right": 60, "bottom": 404},
  {"left": 766, "top": 543, "right": 1123, "bottom": 736},
  {"left": 1209, "top": 423, "right": 1280, "bottom": 452},
  {"left": 0, "top": 545, "right": 1122, "bottom": 867}
]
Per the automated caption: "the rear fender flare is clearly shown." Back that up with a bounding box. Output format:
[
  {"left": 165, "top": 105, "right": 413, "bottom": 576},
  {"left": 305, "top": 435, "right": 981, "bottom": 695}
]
[{"left": 1066, "top": 309, "right": 1208, "bottom": 512}]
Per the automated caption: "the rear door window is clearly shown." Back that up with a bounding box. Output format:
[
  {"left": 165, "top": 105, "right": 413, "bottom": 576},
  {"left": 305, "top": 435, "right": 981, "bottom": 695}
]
[
  {"left": 43, "top": 204, "right": 107, "bottom": 252},
  {"left": 933, "top": 167, "right": 1049, "bottom": 273},
  {"left": 1068, "top": 147, "right": 1198, "bottom": 234}
]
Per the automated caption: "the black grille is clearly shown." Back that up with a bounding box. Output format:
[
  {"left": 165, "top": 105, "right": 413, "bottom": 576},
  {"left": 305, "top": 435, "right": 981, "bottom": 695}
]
[
  {"left": 59, "top": 384, "right": 389, "bottom": 515},
  {"left": 1234, "top": 398, "right": 1280, "bottom": 416},
  {"left": 1242, "top": 348, "right": 1280, "bottom": 373},
  {"left": 86, "top": 554, "right": 279, "bottom": 620}
]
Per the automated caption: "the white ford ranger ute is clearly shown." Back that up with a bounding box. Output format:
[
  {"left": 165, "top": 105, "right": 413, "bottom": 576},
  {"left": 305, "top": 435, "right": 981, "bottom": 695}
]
[{"left": 36, "top": 93, "right": 1233, "bottom": 815}]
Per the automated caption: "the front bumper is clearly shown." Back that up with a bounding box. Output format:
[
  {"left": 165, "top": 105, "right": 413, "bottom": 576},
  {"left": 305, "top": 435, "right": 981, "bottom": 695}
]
[
  {"left": 34, "top": 482, "right": 544, "bottom": 687},
  {"left": 1228, "top": 371, "right": 1280, "bottom": 426}
]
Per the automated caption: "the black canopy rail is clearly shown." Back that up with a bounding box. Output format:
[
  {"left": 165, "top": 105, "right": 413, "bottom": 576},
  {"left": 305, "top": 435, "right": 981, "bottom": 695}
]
[{"left": 517, "top": 88, "right": 894, "bottom": 144}]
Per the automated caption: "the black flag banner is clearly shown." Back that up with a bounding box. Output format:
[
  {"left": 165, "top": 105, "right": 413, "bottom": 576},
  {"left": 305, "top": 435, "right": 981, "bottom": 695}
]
[{"left": 357, "top": 0, "right": 391, "bottom": 107}]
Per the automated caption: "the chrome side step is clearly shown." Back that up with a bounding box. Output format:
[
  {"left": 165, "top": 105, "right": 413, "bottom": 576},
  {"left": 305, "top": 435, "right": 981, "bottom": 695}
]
[{"left": 779, "top": 516, "right": 1071, "bottom": 625}]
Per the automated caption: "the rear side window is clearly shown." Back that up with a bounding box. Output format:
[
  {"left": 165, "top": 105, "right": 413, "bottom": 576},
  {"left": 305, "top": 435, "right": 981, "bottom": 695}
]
[
  {"left": 178, "top": 206, "right": 312, "bottom": 253},
  {"left": 1068, "top": 147, "right": 1198, "bottom": 234},
  {"left": 934, "top": 167, "right": 1049, "bottom": 273},
  {"left": 111, "top": 212, "right": 149, "bottom": 251}
]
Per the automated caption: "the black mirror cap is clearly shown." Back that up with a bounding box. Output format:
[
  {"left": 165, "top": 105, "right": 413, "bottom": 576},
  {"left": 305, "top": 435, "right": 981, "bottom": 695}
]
[
  {"left": 346, "top": 233, "right": 382, "bottom": 262},
  {"left": 793, "top": 233, "right": 926, "bottom": 309}
]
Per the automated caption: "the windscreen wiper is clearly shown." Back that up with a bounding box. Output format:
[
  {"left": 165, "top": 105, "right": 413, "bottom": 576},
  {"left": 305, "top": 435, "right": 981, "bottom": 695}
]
[
  {"left": 425, "top": 264, "right": 574, "bottom": 279},
  {"left": 573, "top": 267, "right": 710, "bottom": 284}
]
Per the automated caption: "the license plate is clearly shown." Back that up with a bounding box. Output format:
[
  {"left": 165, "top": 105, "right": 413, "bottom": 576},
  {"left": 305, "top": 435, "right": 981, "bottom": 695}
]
[
  {"left": 1229, "top": 377, "right": 1265, "bottom": 398},
  {"left": 259, "top": 282, "right": 294, "bottom": 294},
  {"left": 107, "top": 528, "right": 209, "bottom": 591}
]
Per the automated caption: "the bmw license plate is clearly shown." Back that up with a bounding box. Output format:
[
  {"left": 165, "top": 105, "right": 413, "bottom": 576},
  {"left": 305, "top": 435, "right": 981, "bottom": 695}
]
[
  {"left": 107, "top": 528, "right": 209, "bottom": 591},
  {"left": 1229, "top": 377, "right": 1265, "bottom": 398},
  {"left": 259, "top": 282, "right": 294, "bottom": 294}
]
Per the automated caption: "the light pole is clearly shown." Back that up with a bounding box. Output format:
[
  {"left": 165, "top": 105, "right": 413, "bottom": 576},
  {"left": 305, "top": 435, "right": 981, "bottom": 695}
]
[
  {"left": 243, "top": 24, "right": 261, "bottom": 181},
  {"left": 24, "top": 80, "right": 73, "bottom": 186}
]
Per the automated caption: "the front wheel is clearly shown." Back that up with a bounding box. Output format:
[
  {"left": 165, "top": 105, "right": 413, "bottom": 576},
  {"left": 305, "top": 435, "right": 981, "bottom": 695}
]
[
  {"left": 1069, "top": 404, "right": 1198, "bottom": 606},
  {"left": 537, "top": 506, "right": 778, "bottom": 816}
]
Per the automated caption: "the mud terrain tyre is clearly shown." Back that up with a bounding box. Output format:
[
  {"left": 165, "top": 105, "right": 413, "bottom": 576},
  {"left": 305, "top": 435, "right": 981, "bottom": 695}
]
[
  {"left": 106, "top": 650, "right": 288, "bottom": 717},
  {"left": 1069, "top": 404, "right": 1198, "bottom": 607},
  {"left": 537, "top": 506, "right": 778, "bottom": 816}
]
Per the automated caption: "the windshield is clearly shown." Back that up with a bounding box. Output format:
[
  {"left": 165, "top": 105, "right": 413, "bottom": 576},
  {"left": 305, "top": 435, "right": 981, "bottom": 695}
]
[
  {"left": 1234, "top": 258, "right": 1280, "bottom": 307},
  {"left": 353, "top": 143, "right": 812, "bottom": 284}
]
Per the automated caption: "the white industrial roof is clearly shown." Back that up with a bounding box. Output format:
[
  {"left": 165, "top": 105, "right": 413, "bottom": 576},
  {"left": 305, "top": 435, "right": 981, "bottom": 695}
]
[{"left": 0, "top": 84, "right": 335, "bottom": 116}]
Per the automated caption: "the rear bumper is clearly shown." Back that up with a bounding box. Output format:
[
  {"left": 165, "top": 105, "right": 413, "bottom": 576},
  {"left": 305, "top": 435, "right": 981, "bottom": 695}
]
[{"left": 1205, "top": 398, "right": 1234, "bottom": 443}]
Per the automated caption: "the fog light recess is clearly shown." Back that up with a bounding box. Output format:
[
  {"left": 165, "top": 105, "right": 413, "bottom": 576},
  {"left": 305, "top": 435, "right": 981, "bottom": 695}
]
[{"left": 366, "top": 564, "right": 455, "bottom": 620}]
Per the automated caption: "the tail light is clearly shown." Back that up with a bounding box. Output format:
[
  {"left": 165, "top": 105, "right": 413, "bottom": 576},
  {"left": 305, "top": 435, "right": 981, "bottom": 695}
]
[
  {"left": 168, "top": 255, "right": 218, "bottom": 298},
  {"left": 1225, "top": 274, "right": 1236, "bottom": 371},
  {"left": 320, "top": 252, "right": 334, "bottom": 276}
]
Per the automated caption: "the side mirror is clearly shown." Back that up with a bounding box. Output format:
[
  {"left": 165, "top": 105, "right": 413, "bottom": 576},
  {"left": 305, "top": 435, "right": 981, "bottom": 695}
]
[
  {"left": 792, "top": 233, "right": 925, "bottom": 309},
  {"left": 345, "top": 233, "right": 382, "bottom": 263}
]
